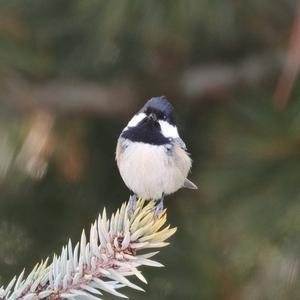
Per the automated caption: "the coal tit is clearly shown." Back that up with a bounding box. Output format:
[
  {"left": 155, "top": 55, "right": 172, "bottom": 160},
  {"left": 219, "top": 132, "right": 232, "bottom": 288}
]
[{"left": 116, "top": 96, "right": 197, "bottom": 211}]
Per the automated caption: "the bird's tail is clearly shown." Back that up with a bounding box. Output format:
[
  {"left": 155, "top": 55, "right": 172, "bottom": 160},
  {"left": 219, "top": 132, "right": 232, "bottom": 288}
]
[{"left": 183, "top": 178, "right": 198, "bottom": 189}]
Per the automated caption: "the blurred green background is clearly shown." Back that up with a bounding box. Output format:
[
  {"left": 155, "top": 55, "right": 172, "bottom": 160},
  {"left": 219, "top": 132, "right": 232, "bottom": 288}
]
[{"left": 1, "top": 1, "right": 300, "bottom": 299}]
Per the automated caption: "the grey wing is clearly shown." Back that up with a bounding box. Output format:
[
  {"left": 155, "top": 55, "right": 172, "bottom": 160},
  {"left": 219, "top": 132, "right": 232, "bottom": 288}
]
[
  {"left": 164, "top": 137, "right": 187, "bottom": 154},
  {"left": 172, "top": 137, "right": 187, "bottom": 150},
  {"left": 116, "top": 137, "right": 128, "bottom": 161},
  {"left": 172, "top": 137, "right": 198, "bottom": 190}
]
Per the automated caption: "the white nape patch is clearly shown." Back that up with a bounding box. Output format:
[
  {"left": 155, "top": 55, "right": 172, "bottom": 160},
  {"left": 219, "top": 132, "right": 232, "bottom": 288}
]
[
  {"left": 123, "top": 113, "right": 146, "bottom": 131},
  {"left": 159, "top": 120, "right": 179, "bottom": 138}
]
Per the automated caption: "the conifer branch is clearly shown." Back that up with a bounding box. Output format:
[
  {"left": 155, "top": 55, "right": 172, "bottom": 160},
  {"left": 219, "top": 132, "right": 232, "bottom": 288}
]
[{"left": 0, "top": 198, "right": 176, "bottom": 300}]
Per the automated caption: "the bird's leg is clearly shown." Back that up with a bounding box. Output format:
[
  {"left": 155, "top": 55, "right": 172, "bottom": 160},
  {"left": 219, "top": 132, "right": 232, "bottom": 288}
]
[
  {"left": 128, "top": 194, "right": 137, "bottom": 216},
  {"left": 154, "top": 194, "right": 165, "bottom": 217}
]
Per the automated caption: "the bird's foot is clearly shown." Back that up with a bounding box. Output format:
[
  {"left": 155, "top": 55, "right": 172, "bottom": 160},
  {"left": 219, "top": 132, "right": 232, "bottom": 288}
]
[
  {"left": 128, "top": 194, "right": 137, "bottom": 216},
  {"left": 154, "top": 197, "right": 164, "bottom": 217}
]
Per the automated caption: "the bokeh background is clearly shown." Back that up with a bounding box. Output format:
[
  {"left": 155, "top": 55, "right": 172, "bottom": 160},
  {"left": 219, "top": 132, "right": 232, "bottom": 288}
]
[{"left": 1, "top": 1, "right": 300, "bottom": 299}]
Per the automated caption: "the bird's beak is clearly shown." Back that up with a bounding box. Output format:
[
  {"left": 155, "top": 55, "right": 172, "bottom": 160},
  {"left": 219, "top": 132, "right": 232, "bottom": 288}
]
[{"left": 148, "top": 113, "right": 157, "bottom": 122}]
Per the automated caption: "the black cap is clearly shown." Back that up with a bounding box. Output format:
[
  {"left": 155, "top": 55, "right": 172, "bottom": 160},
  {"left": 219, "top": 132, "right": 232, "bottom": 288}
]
[{"left": 140, "top": 96, "right": 175, "bottom": 125}]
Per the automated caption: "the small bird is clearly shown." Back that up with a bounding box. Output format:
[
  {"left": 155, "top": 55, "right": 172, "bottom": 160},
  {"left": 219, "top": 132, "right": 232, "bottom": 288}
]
[{"left": 116, "top": 96, "right": 197, "bottom": 213}]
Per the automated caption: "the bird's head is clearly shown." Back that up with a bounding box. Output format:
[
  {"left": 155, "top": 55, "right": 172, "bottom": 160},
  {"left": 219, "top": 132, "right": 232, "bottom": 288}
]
[
  {"left": 139, "top": 96, "right": 175, "bottom": 125},
  {"left": 122, "top": 96, "right": 179, "bottom": 142}
]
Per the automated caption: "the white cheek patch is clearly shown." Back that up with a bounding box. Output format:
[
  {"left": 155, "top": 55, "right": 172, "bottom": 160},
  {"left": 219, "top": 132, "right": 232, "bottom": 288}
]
[
  {"left": 123, "top": 113, "right": 146, "bottom": 131},
  {"left": 159, "top": 120, "right": 179, "bottom": 138}
]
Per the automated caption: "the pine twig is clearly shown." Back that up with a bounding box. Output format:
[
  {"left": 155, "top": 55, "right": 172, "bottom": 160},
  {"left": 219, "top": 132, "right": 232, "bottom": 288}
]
[{"left": 0, "top": 198, "right": 177, "bottom": 300}]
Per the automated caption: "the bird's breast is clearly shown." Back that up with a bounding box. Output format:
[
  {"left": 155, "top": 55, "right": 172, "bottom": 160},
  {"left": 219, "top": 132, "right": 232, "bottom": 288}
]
[{"left": 116, "top": 139, "right": 191, "bottom": 199}]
